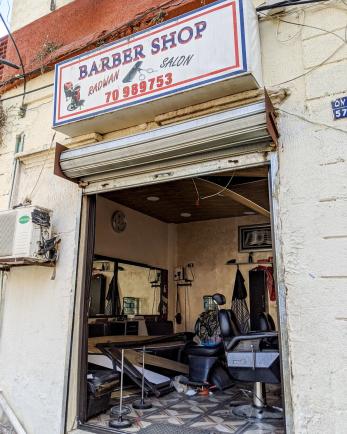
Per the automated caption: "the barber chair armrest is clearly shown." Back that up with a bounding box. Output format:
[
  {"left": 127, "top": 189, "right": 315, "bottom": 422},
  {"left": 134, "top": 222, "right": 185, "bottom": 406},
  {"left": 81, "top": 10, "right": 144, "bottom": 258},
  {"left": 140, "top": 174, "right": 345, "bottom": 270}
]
[{"left": 226, "top": 332, "right": 278, "bottom": 351}]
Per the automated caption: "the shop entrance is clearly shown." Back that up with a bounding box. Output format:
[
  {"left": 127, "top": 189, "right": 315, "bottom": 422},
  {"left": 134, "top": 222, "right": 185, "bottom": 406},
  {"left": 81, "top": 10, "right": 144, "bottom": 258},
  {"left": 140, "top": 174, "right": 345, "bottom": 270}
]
[{"left": 78, "top": 163, "right": 285, "bottom": 434}]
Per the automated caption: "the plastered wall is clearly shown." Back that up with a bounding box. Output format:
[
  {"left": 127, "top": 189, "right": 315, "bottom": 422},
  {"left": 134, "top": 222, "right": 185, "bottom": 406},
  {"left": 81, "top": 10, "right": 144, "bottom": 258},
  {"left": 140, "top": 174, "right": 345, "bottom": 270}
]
[
  {"left": 94, "top": 196, "right": 178, "bottom": 321},
  {"left": 94, "top": 197, "right": 275, "bottom": 332},
  {"left": 259, "top": 3, "right": 347, "bottom": 433},
  {"left": 10, "top": 0, "right": 74, "bottom": 31},
  {"left": 176, "top": 215, "right": 275, "bottom": 332},
  {"left": 0, "top": 62, "right": 83, "bottom": 433},
  {"left": 95, "top": 196, "right": 171, "bottom": 269},
  {"left": 0, "top": 140, "right": 81, "bottom": 434}
]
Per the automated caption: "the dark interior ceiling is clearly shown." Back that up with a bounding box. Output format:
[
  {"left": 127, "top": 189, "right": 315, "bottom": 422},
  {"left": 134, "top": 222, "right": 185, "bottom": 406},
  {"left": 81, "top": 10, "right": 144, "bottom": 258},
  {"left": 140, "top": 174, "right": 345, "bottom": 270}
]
[{"left": 101, "top": 167, "right": 270, "bottom": 224}]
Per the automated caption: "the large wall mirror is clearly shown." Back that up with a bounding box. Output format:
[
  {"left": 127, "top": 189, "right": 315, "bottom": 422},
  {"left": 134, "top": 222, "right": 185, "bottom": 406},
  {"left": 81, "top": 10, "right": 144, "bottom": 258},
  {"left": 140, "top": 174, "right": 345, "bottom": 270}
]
[{"left": 89, "top": 256, "right": 168, "bottom": 319}]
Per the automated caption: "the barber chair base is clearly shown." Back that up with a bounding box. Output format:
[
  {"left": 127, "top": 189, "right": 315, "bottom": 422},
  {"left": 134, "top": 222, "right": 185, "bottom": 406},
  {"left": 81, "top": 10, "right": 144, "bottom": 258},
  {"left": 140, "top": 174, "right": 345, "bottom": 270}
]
[
  {"left": 187, "top": 354, "right": 219, "bottom": 384},
  {"left": 232, "top": 403, "right": 283, "bottom": 420},
  {"left": 178, "top": 375, "right": 209, "bottom": 388},
  {"left": 132, "top": 399, "right": 152, "bottom": 410},
  {"left": 109, "top": 417, "right": 132, "bottom": 428},
  {"left": 232, "top": 382, "right": 283, "bottom": 420}
]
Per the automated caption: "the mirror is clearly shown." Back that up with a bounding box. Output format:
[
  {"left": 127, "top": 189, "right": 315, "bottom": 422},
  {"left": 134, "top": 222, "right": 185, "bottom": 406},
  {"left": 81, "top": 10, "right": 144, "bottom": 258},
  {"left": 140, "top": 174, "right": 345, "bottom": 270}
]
[
  {"left": 89, "top": 257, "right": 168, "bottom": 318},
  {"left": 90, "top": 260, "right": 115, "bottom": 316},
  {"left": 118, "top": 262, "right": 163, "bottom": 316}
]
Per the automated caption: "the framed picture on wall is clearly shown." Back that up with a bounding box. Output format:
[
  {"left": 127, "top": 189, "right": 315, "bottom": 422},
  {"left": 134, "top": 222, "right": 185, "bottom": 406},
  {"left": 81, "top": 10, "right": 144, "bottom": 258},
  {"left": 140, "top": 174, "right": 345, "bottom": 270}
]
[{"left": 238, "top": 224, "right": 272, "bottom": 252}]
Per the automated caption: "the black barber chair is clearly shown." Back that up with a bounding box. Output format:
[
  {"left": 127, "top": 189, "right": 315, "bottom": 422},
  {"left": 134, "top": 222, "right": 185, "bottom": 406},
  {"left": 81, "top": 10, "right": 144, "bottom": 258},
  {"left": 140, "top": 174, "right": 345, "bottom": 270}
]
[
  {"left": 258, "top": 312, "right": 276, "bottom": 332},
  {"left": 183, "top": 306, "right": 229, "bottom": 388},
  {"left": 212, "top": 293, "right": 282, "bottom": 420},
  {"left": 87, "top": 368, "right": 120, "bottom": 419}
]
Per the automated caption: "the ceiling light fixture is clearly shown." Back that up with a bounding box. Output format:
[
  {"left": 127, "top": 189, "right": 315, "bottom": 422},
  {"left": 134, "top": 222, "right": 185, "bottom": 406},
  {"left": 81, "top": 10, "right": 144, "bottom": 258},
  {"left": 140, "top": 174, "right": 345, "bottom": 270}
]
[
  {"left": 243, "top": 211, "right": 256, "bottom": 215},
  {"left": 180, "top": 212, "right": 191, "bottom": 218},
  {"left": 147, "top": 196, "right": 160, "bottom": 202}
]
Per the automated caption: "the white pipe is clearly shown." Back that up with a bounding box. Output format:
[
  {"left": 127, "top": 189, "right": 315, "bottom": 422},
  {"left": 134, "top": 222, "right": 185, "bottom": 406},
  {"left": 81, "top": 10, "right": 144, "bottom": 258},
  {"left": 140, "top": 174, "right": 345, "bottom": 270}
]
[
  {"left": 0, "top": 392, "right": 26, "bottom": 434},
  {"left": 0, "top": 270, "right": 8, "bottom": 342}
]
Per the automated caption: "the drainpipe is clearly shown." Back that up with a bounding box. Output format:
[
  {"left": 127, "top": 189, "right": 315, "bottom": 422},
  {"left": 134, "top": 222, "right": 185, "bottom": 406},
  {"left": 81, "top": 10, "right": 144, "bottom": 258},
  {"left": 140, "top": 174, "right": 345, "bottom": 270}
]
[
  {"left": 0, "top": 269, "right": 8, "bottom": 342},
  {"left": 0, "top": 392, "right": 26, "bottom": 434},
  {"left": 8, "top": 133, "right": 24, "bottom": 209}
]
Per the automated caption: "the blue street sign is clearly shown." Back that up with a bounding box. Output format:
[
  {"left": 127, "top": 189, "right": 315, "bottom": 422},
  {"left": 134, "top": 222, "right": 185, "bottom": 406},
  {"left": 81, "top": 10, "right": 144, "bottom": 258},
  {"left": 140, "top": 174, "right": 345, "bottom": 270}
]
[{"left": 331, "top": 96, "right": 347, "bottom": 120}]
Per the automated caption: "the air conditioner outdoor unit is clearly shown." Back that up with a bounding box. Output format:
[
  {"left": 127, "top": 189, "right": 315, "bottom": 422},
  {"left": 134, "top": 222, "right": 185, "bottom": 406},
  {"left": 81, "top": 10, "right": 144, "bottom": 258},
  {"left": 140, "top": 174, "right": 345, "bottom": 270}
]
[{"left": 0, "top": 206, "right": 53, "bottom": 265}]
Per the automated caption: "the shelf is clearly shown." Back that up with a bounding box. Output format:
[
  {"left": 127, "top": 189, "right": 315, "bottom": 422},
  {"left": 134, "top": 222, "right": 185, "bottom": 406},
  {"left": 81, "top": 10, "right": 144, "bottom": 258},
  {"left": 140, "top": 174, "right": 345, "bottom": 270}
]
[{"left": 226, "top": 262, "right": 273, "bottom": 266}]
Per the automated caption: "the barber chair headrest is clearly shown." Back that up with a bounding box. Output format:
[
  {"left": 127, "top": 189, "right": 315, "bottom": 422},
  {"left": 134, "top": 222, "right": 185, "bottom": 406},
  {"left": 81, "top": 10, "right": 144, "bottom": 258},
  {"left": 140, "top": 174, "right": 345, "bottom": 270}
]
[
  {"left": 258, "top": 313, "right": 276, "bottom": 332},
  {"left": 218, "top": 309, "right": 241, "bottom": 339},
  {"left": 212, "top": 293, "right": 226, "bottom": 306}
]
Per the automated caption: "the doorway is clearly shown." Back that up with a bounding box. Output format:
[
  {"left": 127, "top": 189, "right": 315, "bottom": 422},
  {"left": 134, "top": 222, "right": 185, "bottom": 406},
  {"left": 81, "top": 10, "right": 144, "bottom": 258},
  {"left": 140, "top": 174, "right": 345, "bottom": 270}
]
[{"left": 75, "top": 161, "right": 287, "bottom": 434}]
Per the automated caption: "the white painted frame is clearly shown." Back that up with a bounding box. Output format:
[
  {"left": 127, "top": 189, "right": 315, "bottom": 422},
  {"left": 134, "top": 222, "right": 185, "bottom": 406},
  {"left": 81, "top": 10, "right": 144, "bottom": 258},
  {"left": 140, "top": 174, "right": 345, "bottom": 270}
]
[{"left": 63, "top": 150, "right": 292, "bottom": 434}]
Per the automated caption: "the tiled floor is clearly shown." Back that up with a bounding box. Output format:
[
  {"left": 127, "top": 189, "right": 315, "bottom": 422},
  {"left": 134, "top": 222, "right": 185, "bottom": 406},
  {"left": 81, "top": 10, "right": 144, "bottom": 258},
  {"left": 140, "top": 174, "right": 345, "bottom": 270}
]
[{"left": 87, "top": 385, "right": 284, "bottom": 434}]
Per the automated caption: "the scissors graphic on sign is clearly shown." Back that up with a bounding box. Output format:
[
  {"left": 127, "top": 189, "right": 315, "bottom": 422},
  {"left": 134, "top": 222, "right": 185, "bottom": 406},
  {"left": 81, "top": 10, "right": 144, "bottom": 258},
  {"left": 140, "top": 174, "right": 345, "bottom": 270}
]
[{"left": 122, "top": 61, "right": 156, "bottom": 83}]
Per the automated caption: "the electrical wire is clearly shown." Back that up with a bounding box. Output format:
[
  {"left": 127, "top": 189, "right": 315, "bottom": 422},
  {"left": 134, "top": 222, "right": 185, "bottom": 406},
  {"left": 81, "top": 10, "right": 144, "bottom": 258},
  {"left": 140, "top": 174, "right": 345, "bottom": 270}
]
[
  {"left": 256, "top": 3, "right": 347, "bottom": 86},
  {"left": 256, "top": 0, "right": 328, "bottom": 12},
  {"left": 0, "top": 13, "right": 26, "bottom": 107},
  {"left": 0, "top": 2, "right": 342, "bottom": 103},
  {"left": 276, "top": 107, "right": 347, "bottom": 135},
  {"left": 271, "top": 38, "right": 346, "bottom": 86},
  {"left": 192, "top": 175, "right": 235, "bottom": 204},
  {"left": 192, "top": 178, "right": 200, "bottom": 205},
  {"left": 26, "top": 132, "right": 56, "bottom": 200},
  {"left": 25, "top": 99, "right": 52, "bottom": 112},
  {"left": 261, "top": 12, "right": 347, "bottom": 44},
  {"left": 199, "top": 175, "right": 235, "bottom": 200},
  {"left": 275, "top": 12, "right": 304, "bottom": 43},
  {"left": 0, "top": 83, "right": 54, "bottom": 102},
  {"left": 259, "top": 0, "right": 346, "bottom": 20},
  {"left": 0, "top": 0, "right": 186, "bottom": 93}
]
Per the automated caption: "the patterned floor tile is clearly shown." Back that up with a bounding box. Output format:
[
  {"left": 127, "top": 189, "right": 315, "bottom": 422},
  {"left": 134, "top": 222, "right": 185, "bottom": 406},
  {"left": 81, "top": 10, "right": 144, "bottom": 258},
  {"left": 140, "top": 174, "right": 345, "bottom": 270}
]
[
  {"left": 87, "top": 385, "right": 284, "bottom": 434},
  {"left": 238, "top": 421, "right": 284, "bottom": 434},
  {"left": 190, "top": 415, "right": 247, "bottom": 433}
]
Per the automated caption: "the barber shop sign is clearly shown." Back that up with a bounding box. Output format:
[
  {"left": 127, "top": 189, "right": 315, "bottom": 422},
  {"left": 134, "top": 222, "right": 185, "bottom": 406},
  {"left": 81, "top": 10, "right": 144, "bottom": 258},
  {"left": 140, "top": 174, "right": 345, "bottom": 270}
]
[{"left": 53, "top": 0, "right": 250, "bottom": 127}]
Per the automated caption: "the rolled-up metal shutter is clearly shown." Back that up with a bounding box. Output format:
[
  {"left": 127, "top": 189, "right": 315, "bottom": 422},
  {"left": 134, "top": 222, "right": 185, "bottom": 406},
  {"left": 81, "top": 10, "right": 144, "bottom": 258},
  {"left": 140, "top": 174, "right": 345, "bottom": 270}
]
[{"left": 58, "top": 98, "right": 277, "bottom": 188}]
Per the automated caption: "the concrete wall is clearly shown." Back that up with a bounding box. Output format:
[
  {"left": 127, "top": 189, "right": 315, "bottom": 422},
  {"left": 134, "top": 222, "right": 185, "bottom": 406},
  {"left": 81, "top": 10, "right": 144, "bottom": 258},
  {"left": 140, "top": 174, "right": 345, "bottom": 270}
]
[
  {"left": 94, "top": 196, "right": 178, "bottom": 321},
  {"left": 94, "top": 198, "right": 275, "bottom": 332},
  {"left": 0, "top": 160, "right": 81, "bottom": 434},
  {"left": 11, "top": 0, "right": 74, "bottom": 31},
  {"left": 95, "top": 196, "right": 171, "bottom": 269},
  {"left": 259, "top": 3, "right": 347, "bottom": 433},
  {"left": 0, "top": 65, "right": 82, "bottom": 433},
  {"left": 177, "top": 215, "right": 275, "bottom": 332}
]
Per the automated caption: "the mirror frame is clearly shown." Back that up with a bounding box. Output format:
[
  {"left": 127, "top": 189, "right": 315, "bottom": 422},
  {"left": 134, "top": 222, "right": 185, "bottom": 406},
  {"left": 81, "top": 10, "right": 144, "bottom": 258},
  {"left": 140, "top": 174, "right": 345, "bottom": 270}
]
[{"left": 91, "top": 254, "right": 169, "bottom": 319}]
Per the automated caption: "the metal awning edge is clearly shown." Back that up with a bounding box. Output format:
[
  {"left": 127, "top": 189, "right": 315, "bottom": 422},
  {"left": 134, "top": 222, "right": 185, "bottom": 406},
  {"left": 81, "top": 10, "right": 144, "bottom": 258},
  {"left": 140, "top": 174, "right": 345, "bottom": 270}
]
[{"left": 56, "top": 97, "right": 278, "bottom": 183}]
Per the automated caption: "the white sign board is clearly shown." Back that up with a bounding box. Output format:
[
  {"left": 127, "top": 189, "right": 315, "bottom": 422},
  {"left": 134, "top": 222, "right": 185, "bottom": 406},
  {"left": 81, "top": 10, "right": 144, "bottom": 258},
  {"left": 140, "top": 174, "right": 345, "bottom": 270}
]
[{"left": 53, "top": 0, "right": 260, "bottom": 130}]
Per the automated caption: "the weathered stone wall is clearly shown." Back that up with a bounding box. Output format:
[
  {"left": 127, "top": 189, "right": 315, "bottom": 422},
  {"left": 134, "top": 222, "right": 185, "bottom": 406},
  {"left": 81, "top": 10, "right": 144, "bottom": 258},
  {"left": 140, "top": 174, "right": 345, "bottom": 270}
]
[{"left": 260, "top": 3, "right": 347, "bottom": 433}]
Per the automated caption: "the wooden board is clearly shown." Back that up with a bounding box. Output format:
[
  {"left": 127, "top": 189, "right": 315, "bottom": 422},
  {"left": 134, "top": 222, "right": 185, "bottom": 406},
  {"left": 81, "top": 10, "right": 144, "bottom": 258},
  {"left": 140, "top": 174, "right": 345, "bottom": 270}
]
[
  {"left": 198, "top": 178, "right": 270, "bottom": 218},
  {"left": 101, "top": 178, "right": 270, "bottom": 223},
  {"left": 88, "top": 335, "right": 160, "bottom": 354},
  {"left": 124, "top": 348, "right": 189, "bottom": 375}
]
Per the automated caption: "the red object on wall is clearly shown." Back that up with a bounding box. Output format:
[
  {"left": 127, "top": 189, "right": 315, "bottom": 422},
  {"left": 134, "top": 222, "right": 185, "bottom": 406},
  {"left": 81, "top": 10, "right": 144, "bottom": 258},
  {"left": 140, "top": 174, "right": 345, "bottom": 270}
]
[
  {"left": 0, "top": 35, "right": 8, "bottom": 81},
  {"left": 253, "top": 265, "right": 276, "bottom": 302},
  {"left": 1, "top": 0, "right": 217, "bottom": 92}
]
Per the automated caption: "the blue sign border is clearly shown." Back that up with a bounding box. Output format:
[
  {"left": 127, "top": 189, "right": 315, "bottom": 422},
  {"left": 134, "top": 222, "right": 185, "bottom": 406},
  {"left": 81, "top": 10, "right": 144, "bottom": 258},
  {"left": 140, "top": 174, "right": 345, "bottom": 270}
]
[{"left": 53, "top": 0, "right": 247, "bottom": 128}]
